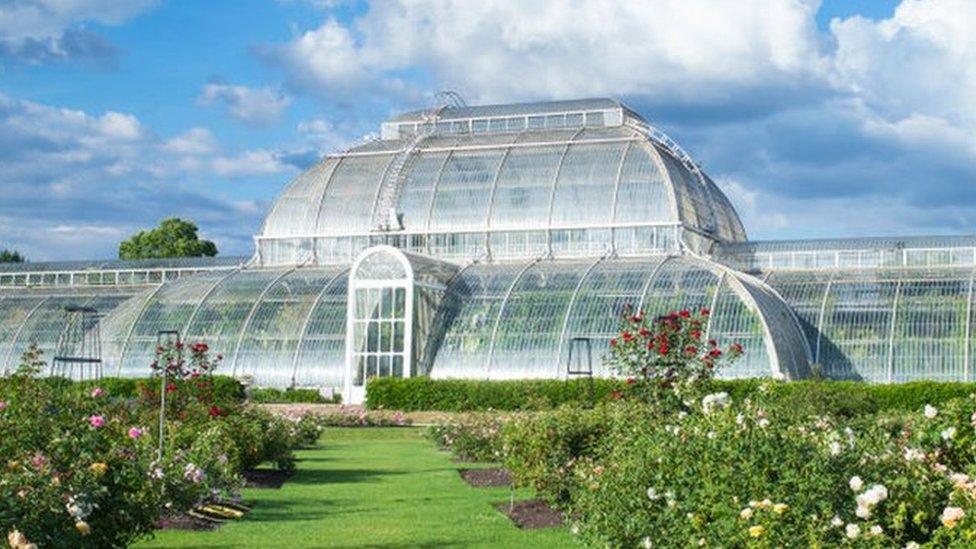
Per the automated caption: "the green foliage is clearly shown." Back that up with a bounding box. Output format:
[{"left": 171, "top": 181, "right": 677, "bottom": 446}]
[
  {"left": 367, "top": 377, "right": 622, "bottom": 411},
  {"left": 0, "top": 248, "right": 25, "bottom": 263},
  {"left": 425, "top": 413, "right": 506, "bottom": 461},
  {"left": 249, "top": 387, "right": 336, "bottom": 404},
  {"left": 606, "top": 306, "right": 743, "bottom": 405},
  {"left": 367, "top": 376, "right": 976, "bottom": 415},
  {"left": 501, "top": 402, "right": 633, "bottom": 506},
  {"left": 118, "top": 217, "right": 217, "bottom": 260},
  {"left": 0, "top": 343, "right": 312, "bottom": 548}
]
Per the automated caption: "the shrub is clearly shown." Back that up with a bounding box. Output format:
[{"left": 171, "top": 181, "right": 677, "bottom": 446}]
[
  {"left": 367, "top": 376, "right": 976, "bottom": 416},
  {"left": 367, "top": 377, "right": 623, "bottom": 411},
  {"left": 502, "top": 402, "right": 635, "bottom": 506},
  {"left": 315, "top": 406, "right": 411, "bottom": 428},
  {"left": 605, "top": 306, "right": 742, "bottom": 406},
  {"left": 249, "top": 387, "right": 333, "bottom": 404},
  {"left": 426, "top": 413, "right": 507, "bottom": 461},
  {"left": 505, "top": 388, "right": 976, "bottom": 547},
  {"left": 0, "top": 343, "right": 310, "bottom": 548}
]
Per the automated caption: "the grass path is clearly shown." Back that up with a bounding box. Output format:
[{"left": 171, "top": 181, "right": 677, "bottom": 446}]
[{"left": 138, "top": 427, "right": 575, "bottom": 548}]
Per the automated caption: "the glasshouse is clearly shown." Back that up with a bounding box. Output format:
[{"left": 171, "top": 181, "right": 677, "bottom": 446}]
[{"left": 3, "top": 98, "right": 976, "bottom": 402}]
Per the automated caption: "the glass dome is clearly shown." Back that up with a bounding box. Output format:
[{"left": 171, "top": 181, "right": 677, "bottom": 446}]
[{"left": 257, "top": 98, "right": 746, "bottom": 266}]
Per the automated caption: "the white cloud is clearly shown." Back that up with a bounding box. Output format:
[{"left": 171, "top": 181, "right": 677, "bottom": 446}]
[
  {"left": 199, "top": 83, "right": 292, "bottom": 124},
  {"left": 0, "top": 0, "right": 157, "bottom": 62},
  {"left": 163, "top": 127, "right": 217, "bottom": 155},
  {"left": 0, "top": 92, "right": 296, "bottom": 259},
  {"left": 271, "top": 0, "right": 825, "bottom": 103},
  {"left": 212, "top": 149, "right": 289, "bottom": 177}
]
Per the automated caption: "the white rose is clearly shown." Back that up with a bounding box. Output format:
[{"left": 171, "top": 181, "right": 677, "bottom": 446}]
[
  {"left": 849, "top": 476, "right": 864, "bottom": 492},
  {"left": 846, "top": 524, "right": 860, "bottom": 539},
  {"left": 924, "top": 404, "right": 938, "bottom": 419}
]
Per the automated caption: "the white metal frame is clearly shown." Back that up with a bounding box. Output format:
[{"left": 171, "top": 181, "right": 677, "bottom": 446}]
[{"left": 344, "top": 246, "right": 415, "bottom": 404}]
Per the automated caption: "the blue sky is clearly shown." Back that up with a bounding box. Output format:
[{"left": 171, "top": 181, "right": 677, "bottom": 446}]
[{"left": 1, "top": 0, "right": 973, "bottom": 260}]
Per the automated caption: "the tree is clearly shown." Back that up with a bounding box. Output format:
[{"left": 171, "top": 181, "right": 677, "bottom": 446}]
[
  {"left": 118, "top": 218, "right": 218, "bottom": 260},
  {"left": 0, "top": 249, "right": 25, "bottom": 263}
]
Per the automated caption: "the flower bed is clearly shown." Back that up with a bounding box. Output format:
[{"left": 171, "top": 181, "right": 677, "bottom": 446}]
[
  {"left": 423, "top": 309, "right": 976, "bottom": 546},
  {"left": 0, "top": 343, "right": 323, "bottom": 548}
]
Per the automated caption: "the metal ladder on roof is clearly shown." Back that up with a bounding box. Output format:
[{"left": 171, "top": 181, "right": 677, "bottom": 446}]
[
  {"left": 372, "top": 127, "right": 433, "bottom": 231},
  {"left": 626, "top": 119, "right": 719, "bottom": 237}
]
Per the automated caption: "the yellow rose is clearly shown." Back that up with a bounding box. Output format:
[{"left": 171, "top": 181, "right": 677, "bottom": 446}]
[
  {"left": 8, "top": 530, "right": 28, "bottom": 547},
  {"left": 89, "top": 462, "right": 108, "bottom": 477},
  {"left": 773, "top": 503, "right": 789, "bottom": 514},
  {"left": 748, "top": 525, "right": 765, "bottom": 538},
  {"left": 7, "top": 460, "right": 20, "bottom": 471},
  {"left": 75, "top": 521, "right": 91, "bottom": 536}
]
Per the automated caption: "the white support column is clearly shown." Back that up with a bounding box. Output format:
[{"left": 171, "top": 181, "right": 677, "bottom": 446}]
[
  {"left": 965, "top": 267, "right": 975, "bottom": 381},
  {"left": 635, "top": 255, "right": 673, "bottom": 314},
  {"left": 2, "top": 297, "right": 50, "bottom": 373},
  {"left": 555, "top": 255, "right": 606, "bottom": 379},
  {"left": 116, "top": 283, "right": 169, "bottom": 376},
  {"left": 181, "top": 267, "right": 244, "bottom": 342},
  {"left": 486, "top": 258, "right": 542, "bottom": 378},
  {"left": 815, "top": 276, "right": 835, "bottom": 365},
  {"left": 230, "top": 267, "right": 299, "bottom": 377},
  {"left": 886, "top": 281, "right": 902, "bottom": 383},
  {"left": 290, "top": 269, "right": 348, "bottom": 387},
  {"left": 544, "top": 128, "right": 585, "bottom": 258},
  {"left": 702, "top": 271, "right": 726, "bottom": 343}
]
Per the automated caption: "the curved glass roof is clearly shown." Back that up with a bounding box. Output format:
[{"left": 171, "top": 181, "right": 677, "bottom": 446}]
[
  {"left": 260, "top": 106, "right": 747, "bottom": 263},
  {"left": 432, "top": 255, "right": 809, "bottom": 382},
  {"left": 766, "top": 267, "right": 976, "bottom": 382}
]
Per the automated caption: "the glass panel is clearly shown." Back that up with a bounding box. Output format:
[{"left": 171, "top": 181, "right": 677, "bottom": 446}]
[
  {"left": 489, "top": 145, "right": 562, "bottom": 229},
  {"left": 315, "top": 154, "right": 394, "bottom": 235},
  {"left": 428, "top": 148, "right": 508, "bottom": 230},
  {"left": 397, "top": 152, "right": 448, "bottom": 231},
  {"left": 550, "top": 142, "right": 626, "bottom": 227},
  {"left": 615, "top": 144, "right": 673, "bottom": 224}
]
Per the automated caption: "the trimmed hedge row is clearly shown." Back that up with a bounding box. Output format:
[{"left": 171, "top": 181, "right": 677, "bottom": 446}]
[
  {"left": 0, "top": 375, "right": 246, "bottom": 403},
  {"left": 248, "top": 387, "right": 339, "bottom": 404},
  {"left": 366, "top": 376, "right": 976, "bottom": 414}
]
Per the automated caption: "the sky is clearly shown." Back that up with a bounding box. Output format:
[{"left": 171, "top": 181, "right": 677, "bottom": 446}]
[{"left": 0, "top": 0, "right": 973, "bottom": 261}]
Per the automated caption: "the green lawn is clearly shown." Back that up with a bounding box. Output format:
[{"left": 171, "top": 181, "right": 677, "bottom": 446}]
[{"left": 138, "top": 427, "right": 575, "bottom": 548}]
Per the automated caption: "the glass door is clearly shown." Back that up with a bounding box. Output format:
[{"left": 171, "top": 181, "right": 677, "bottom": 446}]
[{"left": 351, "top": 286, "right": 407, "bottom": 387}]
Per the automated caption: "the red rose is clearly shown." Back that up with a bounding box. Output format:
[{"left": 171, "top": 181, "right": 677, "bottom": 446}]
[
  {"left": 678, "top": 310, "right": 691, "bottom": 318},
  {"left": 611, "top": 389, "right": 623, "bottom": 400},
  {"left": 638, "top": 327, "right": 651, "bottom": 337},
  {"left": 730, "top": 342, "right": 744, "bottom": 354},
  {"left": 658, "top": 343, "right": 670, "bottom": 356},
  {"left": 622, "top": 331, "right": 635, "bottom": 342},
  {"left": 690, "top": 330, "right": 702, "bottom": 340},
  {"left": 709, "top": 349, "right": 723, "bottom": 358},
  {"left": 700, "top": 307, "right": 710, "bottom": 316},
  {"left": 685, "top": 345, "right": 697, "bottom": 355},
  {"left": 209, "top": 406, "right": 221, "bottom": 417},
  {"left": 610, "top": 338, "right": 618, "bottom": 347},
  {"left": 626, "top": 377, "right": 636, "bottom": 385},
  {"left": 166, "top": 383, "right": 177, "bottom": 393}
]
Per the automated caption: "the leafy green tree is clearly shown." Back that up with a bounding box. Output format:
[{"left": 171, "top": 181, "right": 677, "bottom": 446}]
[
  {"left": 118, "top": 218, "right": 218, "bottom": 260},
  {"left": 0, "top": 249, "right": 25, "bottom": 263}
]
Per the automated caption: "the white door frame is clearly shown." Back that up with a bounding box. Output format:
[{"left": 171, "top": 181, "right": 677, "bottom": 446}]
[{"left": 344, "top": 246, "right": 414, "bottom": 404}]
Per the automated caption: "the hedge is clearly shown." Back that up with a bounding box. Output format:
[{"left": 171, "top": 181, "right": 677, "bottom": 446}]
[
  {"left": 0, "top": 375, "right": 246, "bottom": 403},
  {"left": 366, "top": 376, "right": 976, "bottom": 414},
  {"left": 248, "top": 387, "right": 339, "bottom": 404}
]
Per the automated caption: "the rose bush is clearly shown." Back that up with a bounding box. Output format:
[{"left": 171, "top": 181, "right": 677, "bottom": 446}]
[{"left": 1, "top": 342, "right": 317, "bottom": 548}]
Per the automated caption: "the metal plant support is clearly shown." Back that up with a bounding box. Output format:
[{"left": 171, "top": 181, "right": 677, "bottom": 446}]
[
  {"left": 567, "top": 337, "right": 594, "bottom": 406},
  {"left": 155, "top": 330, "right": 181, "bottom": 460},
  {"left": 51, "top": 305, "right": 102, "bottom": 381}
]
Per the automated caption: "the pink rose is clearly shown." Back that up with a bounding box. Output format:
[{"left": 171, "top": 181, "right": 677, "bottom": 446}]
[
  {"left": 89, "top": 415, "right": 105, "bottom": 428},
  {"left": 0, "top": 401, "right": 7, "bottom": 410},
  {"left": 90, "top": 387, "right": 105, "bottom": 398},
  {"left": 128, "top": 427, "right": 144, "bottom": 439}
]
